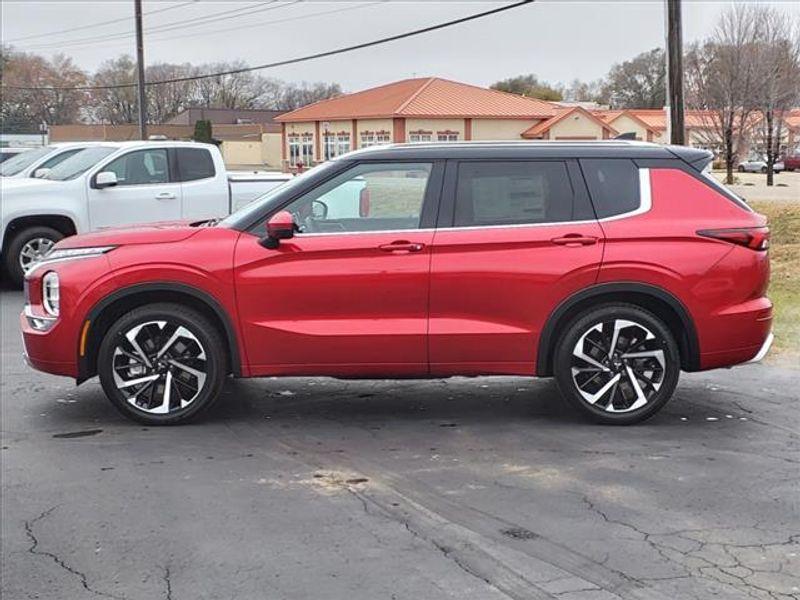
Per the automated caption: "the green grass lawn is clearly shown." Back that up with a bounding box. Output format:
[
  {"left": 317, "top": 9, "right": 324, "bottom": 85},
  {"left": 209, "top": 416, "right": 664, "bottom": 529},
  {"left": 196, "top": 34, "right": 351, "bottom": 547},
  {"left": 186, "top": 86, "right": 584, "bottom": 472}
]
[{"left": 750, "top": 200, "right": 800, "bottom": 366}]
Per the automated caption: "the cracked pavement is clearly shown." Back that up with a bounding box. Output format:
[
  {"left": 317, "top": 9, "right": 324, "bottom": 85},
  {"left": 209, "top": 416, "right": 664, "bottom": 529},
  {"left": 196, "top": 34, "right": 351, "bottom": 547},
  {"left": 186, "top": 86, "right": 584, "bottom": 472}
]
[{"left": 1, "top": 288, "right": 798, "bottom": 600}]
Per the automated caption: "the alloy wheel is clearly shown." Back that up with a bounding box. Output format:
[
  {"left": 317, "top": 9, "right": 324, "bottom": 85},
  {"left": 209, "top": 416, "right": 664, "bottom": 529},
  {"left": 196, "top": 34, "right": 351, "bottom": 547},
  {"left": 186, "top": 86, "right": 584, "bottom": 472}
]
[
  {"left": 111, "top": 320, "right": 207, "bottom": 415},
  {"left": 19, "top": 237, "right": 55, "bottom": 273},
  {"left": 570, "top": 319, "right": 666, "bottom": 413}
]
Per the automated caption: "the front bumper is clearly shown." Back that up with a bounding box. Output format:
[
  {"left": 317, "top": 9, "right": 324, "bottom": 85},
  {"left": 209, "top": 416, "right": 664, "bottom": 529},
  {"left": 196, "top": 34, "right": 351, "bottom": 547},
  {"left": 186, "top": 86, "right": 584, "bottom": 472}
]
[{"left": 20, "top": 310, "right": 78, "bottom": 378}]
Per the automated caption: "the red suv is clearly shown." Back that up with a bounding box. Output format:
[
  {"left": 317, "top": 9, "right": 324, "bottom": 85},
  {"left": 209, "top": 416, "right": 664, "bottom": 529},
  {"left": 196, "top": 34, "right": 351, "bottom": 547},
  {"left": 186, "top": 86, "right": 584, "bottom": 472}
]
[{"left": 21, "top": 142, "right": 772, "bottom": 425}]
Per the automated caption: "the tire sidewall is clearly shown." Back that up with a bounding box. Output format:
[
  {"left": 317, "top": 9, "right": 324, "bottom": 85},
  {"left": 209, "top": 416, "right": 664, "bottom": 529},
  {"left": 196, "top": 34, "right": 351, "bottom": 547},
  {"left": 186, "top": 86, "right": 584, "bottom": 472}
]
[
  {"left": 553, "top": 304, "right": 680, "bottom": 425},
  {"left": 5, "top": 226, "right": 64, "bottom": 287},
  {"left": 98, "top": 304, "right": 226, "bottom": 425}
]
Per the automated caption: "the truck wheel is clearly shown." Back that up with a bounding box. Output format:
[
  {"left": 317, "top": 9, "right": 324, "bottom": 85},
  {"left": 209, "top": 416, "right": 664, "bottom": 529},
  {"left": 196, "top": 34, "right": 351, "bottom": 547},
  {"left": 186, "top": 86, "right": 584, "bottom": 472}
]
[
  {"left": 98, "top": 303, "right": 227, "bottom": 425},
  {"left": 553, "top": 304, "right": 680, "bottom": 425},
  {"left": 4, "top": 226, "right": 63, "bottom": 287}
]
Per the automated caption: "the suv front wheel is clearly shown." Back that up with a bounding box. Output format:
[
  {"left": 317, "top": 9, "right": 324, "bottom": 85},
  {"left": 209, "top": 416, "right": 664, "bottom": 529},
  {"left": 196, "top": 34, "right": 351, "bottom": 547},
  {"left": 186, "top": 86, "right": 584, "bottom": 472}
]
[
  {"left": 98, "top": 303, "right": 227, "bottom": 425},
  {"left": 554, "top": 304, "right": 680, "bottom": 425}
]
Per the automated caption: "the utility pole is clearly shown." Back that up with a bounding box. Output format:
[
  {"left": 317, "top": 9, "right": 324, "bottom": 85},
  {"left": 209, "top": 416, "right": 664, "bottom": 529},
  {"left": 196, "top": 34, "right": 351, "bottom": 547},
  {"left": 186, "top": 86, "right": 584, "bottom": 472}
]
[
  {"left": 665, "top": 0, "right": 685, "bottom": 145},
  {"left": 134, "top": 0, "right": 148, "bottom": 139}
]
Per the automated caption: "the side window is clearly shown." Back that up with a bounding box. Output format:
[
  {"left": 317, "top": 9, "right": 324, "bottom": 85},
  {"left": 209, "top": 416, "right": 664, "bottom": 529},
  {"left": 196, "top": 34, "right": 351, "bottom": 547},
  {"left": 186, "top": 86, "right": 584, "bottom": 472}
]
[
  {"left": 454, "top": 161, "right": 576, "bottom": 227},
  {"left": 176, "top": 148, "right": 215, "bottom": 182},
  {"left": 40, "top": 148, "right": 82, "bottom": 170},
  {"left": 284, "top": 162, "right": 432, "bottom": 234},
  {"left": 103, "top": 149, "right": 169, "bottom": 186},
  {"left": 580, "top": 159, "right": 641, "bottom": 218}
]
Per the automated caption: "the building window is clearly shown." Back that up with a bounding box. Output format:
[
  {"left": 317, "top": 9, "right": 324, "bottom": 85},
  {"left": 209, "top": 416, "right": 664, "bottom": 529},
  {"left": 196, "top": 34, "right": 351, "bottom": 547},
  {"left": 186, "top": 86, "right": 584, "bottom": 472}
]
[
  {"left": 324, "top": 132, "right": 351, "bottom": 160},
  {"left": 288, "top": 134, "right": 300, "bottom": 164},
  {"left": 360, "top": 130, "right": 390, "bottom": 148},
  {"left": 409, "top": 130, "right": 432, "bottom": 143},
  {"left": 437, "top": 131, "right": 459, "bottom": 142},
  {"left": 300, "top": 133, "right": 314, "bottom": 165}
]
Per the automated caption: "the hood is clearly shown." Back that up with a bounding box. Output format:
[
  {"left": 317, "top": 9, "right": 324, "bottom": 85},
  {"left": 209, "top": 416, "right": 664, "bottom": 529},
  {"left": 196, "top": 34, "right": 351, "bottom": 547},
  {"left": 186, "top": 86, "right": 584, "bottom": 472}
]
[
  {"left": 56, "top": 220, "right": 202, "bottom": 249},
  {"left": 1, "top": 177, "right": 79, "bottom": 220},
  {"left": 0, "top": 176, "right": 63, "bottom": 191}
]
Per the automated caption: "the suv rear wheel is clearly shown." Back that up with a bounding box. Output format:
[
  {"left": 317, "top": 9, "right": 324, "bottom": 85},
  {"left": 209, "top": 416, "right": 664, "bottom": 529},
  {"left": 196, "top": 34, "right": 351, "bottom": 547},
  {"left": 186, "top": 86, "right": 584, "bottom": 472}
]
[
  {"left": 98, "top": 303, "right": 227, "bottom": 425},
  {"left": 4, "top": 226, "right": 63, "bottom": 287},
  {"left": 554, "top": 304, "right": 680, "bottom": 425}
]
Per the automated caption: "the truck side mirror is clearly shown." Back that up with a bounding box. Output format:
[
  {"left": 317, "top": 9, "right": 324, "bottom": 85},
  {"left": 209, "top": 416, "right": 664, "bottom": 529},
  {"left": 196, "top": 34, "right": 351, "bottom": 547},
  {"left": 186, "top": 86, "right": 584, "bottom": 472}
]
[
  {"left": 260, "top": 211, "right": 295, "bottom": 249},
  {"left": 95, "top": 171, "right": 118, "bottom": 189},
  {"left": 33, "top": 167, "right": 51, "bottom": 179}
]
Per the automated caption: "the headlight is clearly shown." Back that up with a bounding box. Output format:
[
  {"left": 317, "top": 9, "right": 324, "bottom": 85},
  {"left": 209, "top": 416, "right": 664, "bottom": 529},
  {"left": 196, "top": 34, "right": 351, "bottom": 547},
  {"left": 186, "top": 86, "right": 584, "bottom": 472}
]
[{"left": 42, "top": 272, "right": 60, "bottom": 317}]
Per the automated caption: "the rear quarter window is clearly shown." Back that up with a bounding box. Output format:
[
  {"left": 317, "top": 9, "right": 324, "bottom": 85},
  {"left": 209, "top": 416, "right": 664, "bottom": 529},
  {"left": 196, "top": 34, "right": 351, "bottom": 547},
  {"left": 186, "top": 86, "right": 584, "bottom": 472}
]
[
  {"left": 580, "top": 159, "right": 640, "bottom": 219},
  {"left": 176, "top": 148, "right": 215, "bottom": 182}
]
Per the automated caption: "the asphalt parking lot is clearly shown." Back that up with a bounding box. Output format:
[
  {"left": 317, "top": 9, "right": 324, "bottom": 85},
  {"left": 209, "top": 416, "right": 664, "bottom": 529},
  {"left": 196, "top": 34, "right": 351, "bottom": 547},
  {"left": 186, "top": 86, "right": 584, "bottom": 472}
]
[{"left": 1, "top": 287, "right": 798, "bottom": 600}]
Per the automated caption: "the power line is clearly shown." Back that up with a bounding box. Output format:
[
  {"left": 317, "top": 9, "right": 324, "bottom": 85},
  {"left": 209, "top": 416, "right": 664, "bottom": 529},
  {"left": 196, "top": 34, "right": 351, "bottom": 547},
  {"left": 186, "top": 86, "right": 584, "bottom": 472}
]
[
  {"left": 18, "top": 1, "right": 294, "bottom": 52},
  {"left": 3, "top": 1, "right": 534, "bottom": 92},
  {"left": 61, "top": 1, "right": 385, "bottom": 52},
  {"left": 4, "top": 1, "right": 198, "bottom": 44}
]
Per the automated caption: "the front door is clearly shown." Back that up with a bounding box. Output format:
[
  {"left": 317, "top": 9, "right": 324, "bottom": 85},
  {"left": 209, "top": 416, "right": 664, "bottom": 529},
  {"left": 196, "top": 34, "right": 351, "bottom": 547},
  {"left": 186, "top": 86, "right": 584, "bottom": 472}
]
[
  {"left": 429, "top": 159, "right": 604, "bottom": 375},
  {"left": 234, "top": 161, "right": 442, "bottom": 377},
  {"left": 87, "top": 147, "right": 182, "bottom": 229}
]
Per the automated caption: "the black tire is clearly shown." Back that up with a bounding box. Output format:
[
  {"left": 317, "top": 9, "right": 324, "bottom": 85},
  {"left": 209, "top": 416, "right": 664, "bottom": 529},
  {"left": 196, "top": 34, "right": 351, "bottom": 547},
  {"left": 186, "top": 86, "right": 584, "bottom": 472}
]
[
  {"left": 4, "top": 226, "right": 64, "bottom": 287},
  {"left": 760, "top": 166, "right": 767, "bottom": 174},
  {"left": 737, "top": 165, "right": 746, "bottom": 173},
  {"left": 553, "top": 303, "right": 680, "bottom": 425},
  {"left": 98, "top": 303, "right": 227, "bottom": 425}
]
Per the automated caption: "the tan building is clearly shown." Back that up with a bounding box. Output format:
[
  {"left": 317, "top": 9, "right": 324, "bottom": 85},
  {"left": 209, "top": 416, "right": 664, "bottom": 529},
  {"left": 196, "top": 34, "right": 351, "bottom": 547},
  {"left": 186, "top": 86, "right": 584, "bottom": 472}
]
[{"left": 275, "top": 77, "right": 560, "bottom": 170}]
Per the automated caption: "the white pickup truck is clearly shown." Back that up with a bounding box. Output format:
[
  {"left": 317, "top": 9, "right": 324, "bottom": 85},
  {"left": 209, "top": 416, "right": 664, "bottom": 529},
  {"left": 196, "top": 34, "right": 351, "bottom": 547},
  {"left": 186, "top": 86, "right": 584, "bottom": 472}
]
[{"left": 0, "top": 141, "right": 289, "bottom": 285}]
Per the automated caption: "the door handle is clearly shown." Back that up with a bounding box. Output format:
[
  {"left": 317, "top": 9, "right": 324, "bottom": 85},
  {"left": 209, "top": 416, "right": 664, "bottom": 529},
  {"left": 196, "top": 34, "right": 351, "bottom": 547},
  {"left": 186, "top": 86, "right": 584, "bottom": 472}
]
[
  {"left": 378, "top": 240, "right": 425, "bottom": 253},
  {"left": 551, "top": 234, "right": 598, "bottom": 247},
  {"left": 155, "top": 192, "right": 176, "bottom": 200}
]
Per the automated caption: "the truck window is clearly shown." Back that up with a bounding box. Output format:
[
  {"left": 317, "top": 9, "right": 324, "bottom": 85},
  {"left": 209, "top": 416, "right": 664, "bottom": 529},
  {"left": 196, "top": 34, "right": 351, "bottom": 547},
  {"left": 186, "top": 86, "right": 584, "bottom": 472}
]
[
  {"left": 104, "top": 149, "right": 169, "bottom": 186},
  {"left": 454, "top": 161, "right": 578, "bottom": 227},
  {"left": 175, "top": 148, "right": 215, "bottom": 182}
]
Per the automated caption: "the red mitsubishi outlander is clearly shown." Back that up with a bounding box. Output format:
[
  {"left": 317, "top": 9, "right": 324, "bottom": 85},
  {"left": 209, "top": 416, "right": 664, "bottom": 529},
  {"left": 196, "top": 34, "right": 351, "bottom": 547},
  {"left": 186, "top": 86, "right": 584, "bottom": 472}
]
[{"left": 21, "top": 142, "right": 772, "bottom": 425}]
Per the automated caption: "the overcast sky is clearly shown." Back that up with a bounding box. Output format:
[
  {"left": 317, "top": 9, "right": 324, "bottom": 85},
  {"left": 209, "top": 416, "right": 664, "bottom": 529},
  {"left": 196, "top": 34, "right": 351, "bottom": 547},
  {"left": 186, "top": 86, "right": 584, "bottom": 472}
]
[{"left": 3, "top": 1, "right": 800, "bottom": 91}]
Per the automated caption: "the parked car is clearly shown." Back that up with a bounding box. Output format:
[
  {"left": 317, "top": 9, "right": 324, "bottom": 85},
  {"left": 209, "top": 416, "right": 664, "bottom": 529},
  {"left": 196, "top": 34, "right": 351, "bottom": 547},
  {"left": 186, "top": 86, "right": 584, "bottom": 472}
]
[
  {"left": 781, "top": 151, "right": 800, "bottom": 171},
  {"left": 1, "top": 141, "right": 289, "bottom": 285},
  {"left": 0, "top": 147, "right": 31, "bottom": 163},
  {"left": 0, "top": 142, "right": 102, "bottom": 179},
  {"left": 737, "top": 157, "right": 784, "bottom": 173},
  {"left": 20, "top": 141, "right": 772, "bottom": 426},
  {"left": 227, "top": 171, "right": 292, "bottom": 212}
]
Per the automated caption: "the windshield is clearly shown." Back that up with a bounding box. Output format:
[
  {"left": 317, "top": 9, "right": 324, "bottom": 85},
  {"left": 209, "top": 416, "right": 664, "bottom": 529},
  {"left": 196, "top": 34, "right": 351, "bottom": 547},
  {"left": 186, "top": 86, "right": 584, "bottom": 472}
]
[
  {"left": 45, "top": 146, "right": 118, "bottom": 181},
  {"left": 0, "top": 146, "right": 54, "bottom": 176},
  {"left": 219, "top": 162, "right": 338, "bottom": 229}
]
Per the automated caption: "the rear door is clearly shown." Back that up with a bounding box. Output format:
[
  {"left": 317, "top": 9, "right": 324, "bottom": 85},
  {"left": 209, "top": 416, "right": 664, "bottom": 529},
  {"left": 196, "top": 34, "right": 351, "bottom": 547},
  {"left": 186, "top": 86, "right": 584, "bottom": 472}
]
[
  {"left": 429, "top": 159, "right": 604, "bottom": 376},
  {"left": 87, "top": 147, "right": 182, "bottom": 229}
]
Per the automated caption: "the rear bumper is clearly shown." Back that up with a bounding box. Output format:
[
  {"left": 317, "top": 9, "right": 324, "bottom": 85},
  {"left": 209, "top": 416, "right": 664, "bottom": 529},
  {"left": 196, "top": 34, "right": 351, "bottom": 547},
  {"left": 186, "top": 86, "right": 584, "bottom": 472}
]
[{"left": 745, "top": 332, "right": 774, "bottom": 364}]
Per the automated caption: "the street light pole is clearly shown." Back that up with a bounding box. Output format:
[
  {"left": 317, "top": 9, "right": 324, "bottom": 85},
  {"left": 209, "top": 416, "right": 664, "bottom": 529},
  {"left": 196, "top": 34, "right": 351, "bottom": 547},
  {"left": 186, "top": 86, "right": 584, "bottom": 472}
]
[
  {"left": 665, "top": 0, "right": 685, "bottom": 145},
  {"left": 134, "top": 0, "right": 148, "bottom": 140}
]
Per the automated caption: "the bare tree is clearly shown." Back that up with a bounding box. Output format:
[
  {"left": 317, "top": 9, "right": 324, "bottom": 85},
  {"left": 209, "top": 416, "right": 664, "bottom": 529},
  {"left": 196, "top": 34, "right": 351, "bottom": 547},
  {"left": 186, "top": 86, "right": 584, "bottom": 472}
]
[
  {"left": 88, "top": 55, "right": 138, "bottom": 124},
  {"left": 1, "top": 47, "right": 87, "bottom": 131},
  {"left": 277, "top": 81, "right": 342, "bottom": 110},
  {"left": 752, "top": 9, "right": 800, "bottom": 185},
  {"left": 599, "top": 48, "right": 665, "bottom": 109},
  {"left": 489, "top": 74, "right": 562, "bottom": 101},
  {"left": 685, "top": 5, "right": 763, "bottom": 184},
  {"left": 146, "top": 62, "right": 195, "bottom": 123}
]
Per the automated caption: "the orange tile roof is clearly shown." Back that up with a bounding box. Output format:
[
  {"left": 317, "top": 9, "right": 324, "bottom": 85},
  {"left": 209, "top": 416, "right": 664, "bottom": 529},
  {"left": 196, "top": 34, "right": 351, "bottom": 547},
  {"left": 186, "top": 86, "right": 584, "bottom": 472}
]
[
  {"left": 275, "top": 77, "right": 559, "bottom": 122},
  {"left": 522, "top": 106, "right": 618, "bottom": 138},
  {"left": 595, "top": 110, "right": 660, "bottom": 133},
  {"left": 785, "top": 109, "right": 800, "bottom": 130}
]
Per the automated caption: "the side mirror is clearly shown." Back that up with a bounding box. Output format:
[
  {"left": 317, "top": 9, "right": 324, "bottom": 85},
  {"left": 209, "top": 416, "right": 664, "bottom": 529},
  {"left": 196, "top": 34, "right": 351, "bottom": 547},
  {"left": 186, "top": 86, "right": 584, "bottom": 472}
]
[
  {"left": 33, "top": 167, "right": 51, "bottom": 179},
  {"left": 260, "top": 210, "right": 295, "bottom": 249},
  {"left": 95, "top": 171, "right": 118, "bottom": 189}
]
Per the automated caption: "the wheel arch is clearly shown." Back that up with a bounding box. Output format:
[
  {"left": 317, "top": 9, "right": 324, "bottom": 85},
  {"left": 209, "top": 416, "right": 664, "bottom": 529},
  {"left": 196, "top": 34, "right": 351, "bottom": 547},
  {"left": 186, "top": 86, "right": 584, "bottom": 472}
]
[
  {"left": 536, "top": 282, "right": 700, "bottom": 377},
  {"left": 2, "top": 214, "right": 78, "bottom": 253},
  {"left": 78, "top": 282, "right": 242, "bottom": 383}
]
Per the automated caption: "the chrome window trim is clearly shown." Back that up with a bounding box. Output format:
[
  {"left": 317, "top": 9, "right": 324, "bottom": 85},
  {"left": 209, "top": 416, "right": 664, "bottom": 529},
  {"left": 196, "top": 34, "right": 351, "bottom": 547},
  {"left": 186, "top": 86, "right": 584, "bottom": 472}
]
[{"left": 287, "top": 168, "right": 652, "bottom": 237}]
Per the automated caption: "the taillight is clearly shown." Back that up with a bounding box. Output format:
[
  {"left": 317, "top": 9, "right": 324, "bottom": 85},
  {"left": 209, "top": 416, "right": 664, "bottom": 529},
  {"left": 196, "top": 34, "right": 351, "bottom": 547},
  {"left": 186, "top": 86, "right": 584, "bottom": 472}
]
[{"left": 697, "top": 227, "right": 770, "bottom": 250}]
